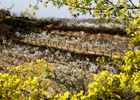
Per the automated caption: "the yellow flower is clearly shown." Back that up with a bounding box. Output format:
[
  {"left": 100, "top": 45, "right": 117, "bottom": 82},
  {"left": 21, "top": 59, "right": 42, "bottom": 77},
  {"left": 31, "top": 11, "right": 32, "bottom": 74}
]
[
  {"left": 34, "top": 89, "right": 38, "bottom": 92},
  {"left": 114, "top": 5, "right": 117, "bottom": 9},
  {"left": 101, "top": 70, "right": 109, "bottom": 76},
  {"left": 54, "top": 93, "right": 62, "bottom": 98},
  {"left": 133, "top": 20, "right": 138, "bottom": 26},
  {"left": 0, "top": 73, "right": 2, "bottom": 77},
  {"left": 40, "top": 91, "right": 48, "bottom": 96},
  {"left": 7, "top": 67, "right": 10, "bottom": 71},
  {"left": 102, "top": 86, "right": 106, "bottom": 91},
  {"left": 2, "top": 73, "right": 9, "bottom": 79},
  {"left": 96, "top": 57, "right": 100, "bottom": 62},
  {"left": 31, "top": 85, "right": 36, "bottom": 90},
  {"left": 15, "top": 79, "right": 20, "bottom": 84},
  {"left": 126, "top": 28, "right": 131, "bottom": 35},
  {"left": 17, "top": 65, "right": 22, "bottom": 68},
  {"left": 29, "top": 62, "right": 34, "bottom": 66},
  {"left": 43, "top": 4, "right": 47, "bottom": 7},
  {"left": 24, "top": 9, "right": 29, "bottom": 14},
  {"left": 32, "top": 77, "right": 38, "bottom": 83},
  {"left": 135, "top": 95, "right": 140, "bottom": 100},
  {"left": 120, "top": 82, "right": 125, "bottom": 88},
  {"left": 43, "top": 60, "right": 46, "bottom": 64},
  {"left": 24, "top": 80, "right": 30, "bottom": 85},
  {"left": 15, "top": 67, "right": 20, "bottom": 72},
  {"left": 138, "top": 25, "right": 140, "bottom": 29},
  {"left": 3, "top": 82, "right": 8, "bottom": 88},
  {"left": 88, "top": 92, "right": 95, "bottom": 97},
  {"left": 108, "top": 80, "right": 112, "bottom": 85},
  {"left": 40, "top": 59, "right": 43, "bottom": 62},
  {"left": 81, "top": 95, "right": 88, "bottom": 100},
  {"left": 36, "top": 59, "right": 41, "bottom": 63},
  {"left": 77, "top": 90, "right": 84, "bottom": 97},
  {"left": 131, "top": 34, "right": 134, "bottom": 36},
  {"left": 115, "top": 94, "right": 121, "bottom": 99},
  {"left": 63, "top": 91, "right": 71, "bottom": 98},
  {"left": 23, "top": 68, "right": 28, "bottom": 72},
  {"left": 110, "top": 23, "right": 114, "bottom": 26}
]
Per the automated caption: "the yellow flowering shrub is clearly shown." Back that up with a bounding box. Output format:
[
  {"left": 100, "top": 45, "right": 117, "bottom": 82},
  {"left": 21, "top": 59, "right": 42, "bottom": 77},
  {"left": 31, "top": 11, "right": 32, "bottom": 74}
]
[
  {"left": 3, "top": 53, "right": 140, "bottom": 100},
  {"left": 0, "top": 59, "right": 50, "bottom": 100}
]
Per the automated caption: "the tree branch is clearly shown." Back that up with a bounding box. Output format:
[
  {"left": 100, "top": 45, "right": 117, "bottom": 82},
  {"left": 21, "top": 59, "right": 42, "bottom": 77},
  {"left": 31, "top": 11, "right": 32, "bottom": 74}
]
[
  {"left": 51, "top": 0, "right": 139, "bottom": 11},
  {"left": 52, "top": 71, "right": 72, "bottom": 92},
  {"left": 108, "top": 0, "right": 114, "bottom": 5},
  {"left": 129, "top": 0, "right": 137, "bottom": 8},
  {"left": 77, "top": 5, "right": 139, "bottom": 10}
]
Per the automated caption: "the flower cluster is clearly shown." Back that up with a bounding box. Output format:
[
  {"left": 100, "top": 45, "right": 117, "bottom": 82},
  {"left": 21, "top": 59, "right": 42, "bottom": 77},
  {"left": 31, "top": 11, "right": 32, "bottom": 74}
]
[
  {"left": 0, "top": 59, "right": 50, "bottom": 99},
  {"left": 61, "top": 19, "right": 134, "bottom": 30},
  {"left": 14, "top": 31, "right": 129, "bottom": 58}
]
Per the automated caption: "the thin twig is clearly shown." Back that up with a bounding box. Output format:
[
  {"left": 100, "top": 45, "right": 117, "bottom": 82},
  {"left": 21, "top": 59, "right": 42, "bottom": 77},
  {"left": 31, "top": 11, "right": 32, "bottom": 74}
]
[
  {"left": 129, "top": 0, "right": 137, "bottom": 8},
  {"left": 52, "top": 0, "right": 139, "bottom": 11},
  {"left": 108, "top": 0, "right": 114, "bottom": 5}
]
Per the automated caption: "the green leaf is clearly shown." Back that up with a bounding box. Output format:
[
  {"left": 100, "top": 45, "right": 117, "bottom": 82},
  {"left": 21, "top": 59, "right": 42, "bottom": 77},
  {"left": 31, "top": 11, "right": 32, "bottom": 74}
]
[
  {"left": 29, "top": 4, "right": 32, "bottom": 8},
  {"left": 33, "top": 12, "right": 36, "bottom": 16}
]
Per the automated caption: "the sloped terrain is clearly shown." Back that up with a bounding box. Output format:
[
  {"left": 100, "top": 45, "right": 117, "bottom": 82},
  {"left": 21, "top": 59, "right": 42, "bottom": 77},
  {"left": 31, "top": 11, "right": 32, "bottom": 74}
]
[
  {"left": 0, "top": 17, "right": 131, "bottom": 70},
  {"left": 0, "top": 16, "right": 133, "bottom": 94}
]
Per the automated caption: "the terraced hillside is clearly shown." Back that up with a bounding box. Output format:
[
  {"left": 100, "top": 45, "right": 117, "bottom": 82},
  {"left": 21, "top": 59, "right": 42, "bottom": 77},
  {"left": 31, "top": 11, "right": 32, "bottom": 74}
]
[
  {"left": 0, "top": 17, "right": 131, "bottom": 69},
  {"left": 0, "top": 17, "right": 133, "bottom": 94}
]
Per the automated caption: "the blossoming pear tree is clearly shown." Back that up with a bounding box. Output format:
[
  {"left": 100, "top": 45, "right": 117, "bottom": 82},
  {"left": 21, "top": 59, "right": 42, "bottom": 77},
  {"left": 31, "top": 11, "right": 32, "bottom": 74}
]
[{"left": 26, "top": 0, "right": 140, "bottom": 46}]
